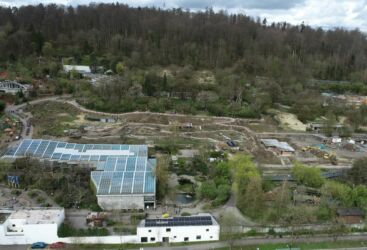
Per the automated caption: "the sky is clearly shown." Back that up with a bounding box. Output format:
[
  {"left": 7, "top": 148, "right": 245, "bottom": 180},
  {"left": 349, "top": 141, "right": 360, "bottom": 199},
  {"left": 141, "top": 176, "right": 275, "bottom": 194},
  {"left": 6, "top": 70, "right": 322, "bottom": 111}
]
[{"left": 0, "top": 0, "right": 367, "bottom": 31}]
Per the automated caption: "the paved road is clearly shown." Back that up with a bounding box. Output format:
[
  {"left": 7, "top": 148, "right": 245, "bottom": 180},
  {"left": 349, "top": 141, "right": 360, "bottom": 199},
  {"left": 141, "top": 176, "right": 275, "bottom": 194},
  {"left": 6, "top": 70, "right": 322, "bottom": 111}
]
[{"left": 126, "top": 234, "right": 367, "bottom": 250}]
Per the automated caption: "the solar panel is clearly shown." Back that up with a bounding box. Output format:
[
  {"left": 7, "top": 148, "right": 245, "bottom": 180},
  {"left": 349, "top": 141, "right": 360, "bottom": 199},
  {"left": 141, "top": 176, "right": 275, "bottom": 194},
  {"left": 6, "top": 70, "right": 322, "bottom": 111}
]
[{"left": 145, "top": 216, "right": 213, "bottom": 227}]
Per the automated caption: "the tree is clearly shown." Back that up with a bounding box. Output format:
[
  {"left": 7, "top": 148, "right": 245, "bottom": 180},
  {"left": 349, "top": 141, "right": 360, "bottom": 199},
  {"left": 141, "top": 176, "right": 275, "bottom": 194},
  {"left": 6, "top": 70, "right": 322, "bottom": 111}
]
[
  {"left": 115, "top": 62, "right": 125, "bottom": 75},
  {"left": 42, "top": 42, "right": 53, "bottom": 57},
  {"left": 349, "top": 157, "right": 367, "bottom": 185},
  {"left": 350, "top": 185, "right": 367, "bottom": 208},
  {"left": 196, "top": 91, "right": 219, "bottom": 110},
  {"left": 220, "top": 212, "right": 240, "bottom": 250},
  {"left": 241, "top": 175, "right": 263, "bottom": 218},
  {"left": 199, "top": 180, "right": 217, "bottom": 200},
  {"left": 321, "top": 181, "right": 352, "bottom": 207},
  {"left": 154, "top": 155, "right": 170, "bottom": 200},
  {"left": 0, "top": 100, "right": 5, "bottom": 113},
  {"left": 291, "top": 163, "right": 324, "bottom": 188}
]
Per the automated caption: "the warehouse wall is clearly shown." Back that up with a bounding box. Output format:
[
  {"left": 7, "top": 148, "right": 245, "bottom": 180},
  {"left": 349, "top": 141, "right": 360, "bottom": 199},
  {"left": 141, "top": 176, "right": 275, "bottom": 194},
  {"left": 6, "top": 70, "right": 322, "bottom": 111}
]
[{"left": 97, "top": 195, "right": 145, "bottom": 210}]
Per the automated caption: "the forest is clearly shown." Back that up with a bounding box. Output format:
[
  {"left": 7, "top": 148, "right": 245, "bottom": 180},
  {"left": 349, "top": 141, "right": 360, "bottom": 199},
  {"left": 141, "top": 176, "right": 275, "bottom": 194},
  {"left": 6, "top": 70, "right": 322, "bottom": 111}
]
[
  {"left": 0, "top": 4, "right": 367, "bottom": 128},
  {"left": 0, "top": 3, "right": 366, "bottom": 82}
]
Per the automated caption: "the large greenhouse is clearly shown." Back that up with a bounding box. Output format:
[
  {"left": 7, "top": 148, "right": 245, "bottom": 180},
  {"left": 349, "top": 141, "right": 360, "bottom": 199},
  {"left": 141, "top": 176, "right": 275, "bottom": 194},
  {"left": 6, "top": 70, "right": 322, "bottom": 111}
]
[{"left": 3, "top": 139, "right": 156, "bottom": 210}]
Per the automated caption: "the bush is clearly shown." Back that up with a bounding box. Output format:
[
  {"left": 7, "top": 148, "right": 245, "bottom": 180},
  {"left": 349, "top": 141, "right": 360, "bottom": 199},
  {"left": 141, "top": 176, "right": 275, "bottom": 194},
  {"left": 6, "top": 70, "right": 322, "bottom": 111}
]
[
  {"left": 291, "top": 163, "right": 324, "bottom": 188},
  {"left": 11, "top": 189, "right": 21, "bottom": 196},
  {"left": 27, "top": 190, "right": 38, "bottom": 198},
  {"left": 181, "top": 212, "right": 191, "bottom": 216},
  {"left": 58, "top": 223, "right": 109, "bottom": 237}
]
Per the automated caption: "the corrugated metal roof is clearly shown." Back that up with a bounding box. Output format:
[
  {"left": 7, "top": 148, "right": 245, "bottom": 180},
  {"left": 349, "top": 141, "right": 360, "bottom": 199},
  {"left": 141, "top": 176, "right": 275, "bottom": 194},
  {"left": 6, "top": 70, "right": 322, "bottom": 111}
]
[{"left": 260, "top": 139, "right": 295, "bottom": 152}]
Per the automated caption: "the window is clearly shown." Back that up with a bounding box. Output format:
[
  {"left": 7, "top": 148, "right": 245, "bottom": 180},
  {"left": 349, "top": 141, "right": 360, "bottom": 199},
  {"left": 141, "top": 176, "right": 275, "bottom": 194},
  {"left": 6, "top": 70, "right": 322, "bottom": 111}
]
[
  {"left": 174, "top": 236, "right": 177, "bottom": 238},
  {"left": 206, "top": 229, "right": 209, "bottom": 232},
  {"left": 148, "top": 229, "right": 151, "bottom": 232},
  {"left": 196, "top": 235, "right": 201, "bottom": 240},
  {"left": 210, "top": 236, "right": 213, "bottom": 239},
  {"left": 150, "top": 237, "right": 155, "bottom": 242},
  {"left": 184, "top": 237, "right": 189, "bottom": 242},
  {"left": 141, "top": 237, "right": 148, "bottom": 243},
  {"left": 166, "top": 228, "right": 171, "bottom": 232}
]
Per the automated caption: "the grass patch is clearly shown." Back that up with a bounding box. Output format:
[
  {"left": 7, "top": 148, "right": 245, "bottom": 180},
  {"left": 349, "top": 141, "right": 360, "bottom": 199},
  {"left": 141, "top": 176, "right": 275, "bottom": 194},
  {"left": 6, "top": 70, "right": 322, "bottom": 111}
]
[
  {"left": 217, "top": 240, "right": 367, "bottom": 250},
  {"left": 26, "top": 101, "right": 79, "bottom": 137}
]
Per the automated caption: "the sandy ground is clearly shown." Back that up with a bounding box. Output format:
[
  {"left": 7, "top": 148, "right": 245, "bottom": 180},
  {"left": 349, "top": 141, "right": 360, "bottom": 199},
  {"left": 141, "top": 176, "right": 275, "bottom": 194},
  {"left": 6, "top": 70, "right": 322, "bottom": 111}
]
[{"left": 275, "top": 111, "right": 307, "bottom": 131}]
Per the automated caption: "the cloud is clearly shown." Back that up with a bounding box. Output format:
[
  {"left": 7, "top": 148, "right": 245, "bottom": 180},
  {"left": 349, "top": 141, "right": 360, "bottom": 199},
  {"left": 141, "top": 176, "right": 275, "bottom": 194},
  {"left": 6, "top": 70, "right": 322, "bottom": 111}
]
[{"left": 0, "top": 0, "right": 366, "bottom": 31}]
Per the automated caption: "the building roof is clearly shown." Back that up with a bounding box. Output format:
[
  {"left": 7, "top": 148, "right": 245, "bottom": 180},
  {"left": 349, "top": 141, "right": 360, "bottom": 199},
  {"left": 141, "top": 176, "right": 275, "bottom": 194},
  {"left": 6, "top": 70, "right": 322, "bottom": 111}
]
[
  {"left": 260, "top": 139, "right": 295, "bottom": 152},
  {"left": 8, "top": 208, "right": 63, "bottom": 225},
  {"left": 63, "top": 65, "right": 91, "bottom": 73},
  {"left": 337, "top": 208, "right": 365, "bottom": 217},
  {"left": 3, "top": 139, "right": 148, "bottom": 160},
  {"left": 91, "top": 158, "right": 156, "bottom": 195},
  {"left": 140, "top": 214, "right": 217, "bottom": 228},
  {"left": 178, "top": 149, "right": 199, "bottom": 158},
  {"left": 3, "top": 139, "right": 156, "bottom": 196}
]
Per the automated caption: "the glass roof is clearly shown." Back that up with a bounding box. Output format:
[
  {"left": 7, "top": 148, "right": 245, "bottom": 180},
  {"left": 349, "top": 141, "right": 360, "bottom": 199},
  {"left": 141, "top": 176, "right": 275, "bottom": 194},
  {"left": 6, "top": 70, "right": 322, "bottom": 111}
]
[{"left": 3, "top": 139, "right": 156, "bottom": 195}]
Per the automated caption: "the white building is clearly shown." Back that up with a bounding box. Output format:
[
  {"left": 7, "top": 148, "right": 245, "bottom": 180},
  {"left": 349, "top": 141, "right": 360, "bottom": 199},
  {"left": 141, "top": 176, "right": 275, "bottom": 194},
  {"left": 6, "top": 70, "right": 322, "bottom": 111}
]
[
  {"left": 137, "top": 214, "right": 220, "bottom": 243},
  {"left": 63, "top": 65, "right": 91, "bottom": 74},
  {"left": 0, "top": 208, "right": 64, "bottom": 245}
]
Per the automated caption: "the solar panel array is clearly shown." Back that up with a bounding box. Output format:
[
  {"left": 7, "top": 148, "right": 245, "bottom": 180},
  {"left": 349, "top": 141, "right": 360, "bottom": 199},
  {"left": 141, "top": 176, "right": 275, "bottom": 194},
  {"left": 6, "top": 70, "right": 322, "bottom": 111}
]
[
  {"left": 144, "top": 216, "right": 213, "bottom": 227},
  {"left": 3, "top": 139, "right": 156, "bottom": 195}
]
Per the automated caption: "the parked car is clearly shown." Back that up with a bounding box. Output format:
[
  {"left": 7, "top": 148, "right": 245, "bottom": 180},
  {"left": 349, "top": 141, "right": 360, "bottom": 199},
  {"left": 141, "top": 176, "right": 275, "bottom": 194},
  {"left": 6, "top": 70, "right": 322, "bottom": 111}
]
[
  {"left": 49, "top": 242, "right": 65, "bottom": 249},
  {"left": 31, "top": 242, "right": 47, "bottom": 249}
]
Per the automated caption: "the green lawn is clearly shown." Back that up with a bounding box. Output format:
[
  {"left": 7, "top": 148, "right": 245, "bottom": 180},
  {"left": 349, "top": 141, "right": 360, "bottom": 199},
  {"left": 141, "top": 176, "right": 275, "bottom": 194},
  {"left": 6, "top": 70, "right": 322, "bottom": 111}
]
[{"left": 218, "top": 240, "right": 367, "bottom": 250}]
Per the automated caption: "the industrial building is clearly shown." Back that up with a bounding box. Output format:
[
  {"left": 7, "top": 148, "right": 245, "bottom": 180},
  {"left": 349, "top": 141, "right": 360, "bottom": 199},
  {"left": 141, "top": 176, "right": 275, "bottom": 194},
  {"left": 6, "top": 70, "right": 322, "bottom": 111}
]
[
  {"left": 2, "top": 139, "right": 156, "bottom": 210},
  {"left": 137, "top": 214, "right": 220, "bottom": 243},
  {"left": 0, "top": 208, "right": 65, "bottom": 245}
]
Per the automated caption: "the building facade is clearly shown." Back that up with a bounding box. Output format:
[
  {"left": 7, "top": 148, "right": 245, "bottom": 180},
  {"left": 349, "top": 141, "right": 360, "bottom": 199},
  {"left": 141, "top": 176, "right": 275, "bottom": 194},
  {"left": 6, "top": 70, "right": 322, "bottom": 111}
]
[
  {"left": 0, "top": 208, "right": 64, "bottom": 245},
  {"left": 137, "top": 214, "right": 220, "bottom": 243}
]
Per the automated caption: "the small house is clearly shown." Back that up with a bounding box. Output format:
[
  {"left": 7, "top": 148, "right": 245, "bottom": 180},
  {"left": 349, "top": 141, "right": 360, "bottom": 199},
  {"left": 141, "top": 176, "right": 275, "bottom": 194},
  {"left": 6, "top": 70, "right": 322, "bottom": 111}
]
[
  {"left": 261, "top": 139, "right": 295, "bottom": 157},
  {"left": 63, "top": 65, "right": 91, "bottom": 74},
  {"left": 337, "top": 208, "right": 364, "bottom": 224}
]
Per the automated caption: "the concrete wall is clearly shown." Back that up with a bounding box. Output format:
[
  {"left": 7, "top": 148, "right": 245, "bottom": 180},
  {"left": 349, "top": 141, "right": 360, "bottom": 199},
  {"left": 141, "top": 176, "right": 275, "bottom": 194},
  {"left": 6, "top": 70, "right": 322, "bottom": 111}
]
[
  {"left": 97, "top": 195, "right": 145, "bottom": 210},
  {"left": 136, "top": 225, "right": 220, "bottom": 243},
  {"left": 0, "top": 224, "right": 59, "bottom": 245},
  {"left": 62, "top": 235, "right": 139, "bottom": 244}
]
